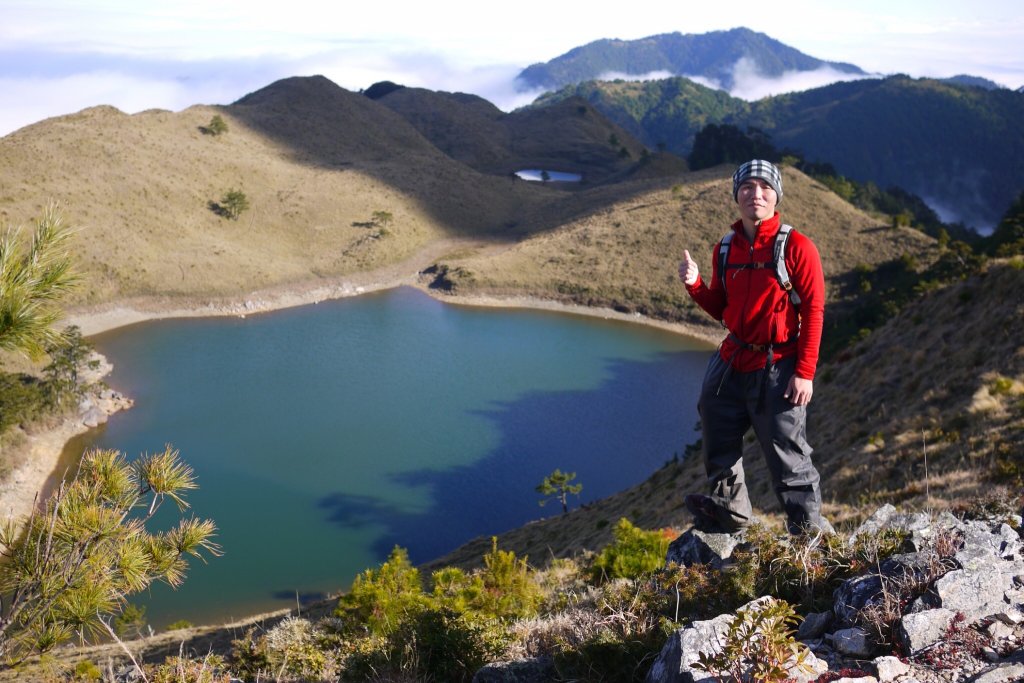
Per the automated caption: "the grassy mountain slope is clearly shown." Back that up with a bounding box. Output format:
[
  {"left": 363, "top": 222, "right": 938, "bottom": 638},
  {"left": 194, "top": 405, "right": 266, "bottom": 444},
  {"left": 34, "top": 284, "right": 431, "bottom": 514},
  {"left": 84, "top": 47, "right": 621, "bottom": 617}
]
[
  {"left": 376, "top": 88, "right": 649, "bottom": 180},
  {"left": 0, "top": 76, "right": 627, "bottom": 306},
  {"left": 516, "top": 27, "right": 865, "bottom": 92},
  {"left": 425, "top": 165, "right": 937, "bottom": 335},
  {"left": 1, "top": 75, "right": 929, "bottom": 321},
  {"left": 428, "top": 257, "right": 1024, "bottom": 572}
]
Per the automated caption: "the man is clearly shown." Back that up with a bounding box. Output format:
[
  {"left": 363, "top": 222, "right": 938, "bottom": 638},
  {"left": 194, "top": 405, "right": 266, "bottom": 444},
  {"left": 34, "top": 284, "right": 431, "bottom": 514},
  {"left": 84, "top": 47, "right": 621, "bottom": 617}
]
[{"left": 679, "top": 159, "right": 830, "bottom": 535}]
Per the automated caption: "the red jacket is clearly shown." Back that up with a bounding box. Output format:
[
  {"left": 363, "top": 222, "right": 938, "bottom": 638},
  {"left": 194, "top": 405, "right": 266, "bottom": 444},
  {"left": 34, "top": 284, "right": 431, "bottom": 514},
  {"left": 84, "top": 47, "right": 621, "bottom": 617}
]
[{"left": 685, "top": 213, "right": 824, "bottom": 380}]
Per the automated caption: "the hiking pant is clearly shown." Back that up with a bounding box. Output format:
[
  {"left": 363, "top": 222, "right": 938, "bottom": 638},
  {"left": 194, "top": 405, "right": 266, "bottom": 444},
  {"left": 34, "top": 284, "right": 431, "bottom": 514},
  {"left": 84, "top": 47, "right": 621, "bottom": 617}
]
[{"left": 697, "top": 351, "right": 825, "bottom": 534}]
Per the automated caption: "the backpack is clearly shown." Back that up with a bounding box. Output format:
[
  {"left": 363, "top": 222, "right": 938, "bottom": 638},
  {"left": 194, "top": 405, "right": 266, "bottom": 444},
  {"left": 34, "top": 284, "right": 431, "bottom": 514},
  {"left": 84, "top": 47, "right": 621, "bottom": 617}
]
[{"left": 717, "top": 224, "right": 801, "bottom": 305}]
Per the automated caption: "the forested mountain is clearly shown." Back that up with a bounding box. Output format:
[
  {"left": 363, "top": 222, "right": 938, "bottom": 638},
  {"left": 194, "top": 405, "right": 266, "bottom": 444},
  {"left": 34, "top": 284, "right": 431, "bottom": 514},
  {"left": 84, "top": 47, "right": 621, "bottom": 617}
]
[
  {"left": 534, "top": 75, "right": 1024, "bottom": 229},
  {"left": 515, "top": 27, "right": 865, "bottom": 93}
]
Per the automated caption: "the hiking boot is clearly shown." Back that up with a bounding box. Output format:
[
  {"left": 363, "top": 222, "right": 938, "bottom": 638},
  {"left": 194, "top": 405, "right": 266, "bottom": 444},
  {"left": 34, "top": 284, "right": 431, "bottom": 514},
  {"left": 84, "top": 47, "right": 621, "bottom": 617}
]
[{"left": 685, "top": 494, "right": 736, "bottom": 534}]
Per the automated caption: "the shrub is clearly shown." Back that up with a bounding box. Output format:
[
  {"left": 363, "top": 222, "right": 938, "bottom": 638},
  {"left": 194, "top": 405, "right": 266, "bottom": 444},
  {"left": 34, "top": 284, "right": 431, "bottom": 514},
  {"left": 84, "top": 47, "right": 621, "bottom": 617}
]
[
  {"left": 218, "top": 189, "right": 249, "bottom": 220},
  {"left": 552, "top": 627, "right": 667, "bottom": 683},
  {"left": 475, "top": 537, "right": 542, "bottom": 620},
  {"left": 0, "top": 372, "right": 47, "bottom": 432},
  {"left": 148, "top": 654, "right": 230, "bottom": 683},
  {"left": 590, "top": 518, "right": 672, "bottom": 581},
  {"left": 431, "top": 566, "right": 484, "bottom": 614},
  {"left": 112, "top": 603, "right": 147, "bottom": 639},
  {"left": 262, "top": 617, "right": 333, "bottom": 680},
  {"left": 203, "top": 114, "right": 228, "bottom": 136},
  {"left": 335, "top": 546, "right": 428, "bottom": 637},
  {"left": 341, "top": 608, "right": 505, "bottom": 683},
  {"left": 42, "top": 325, "right": 98, "bottom": 409},
  {"left": 693, "top": 598, "right": 815, "bottom": 682},
  {"left": 72, "top": 659, "right": 103, "bottom": 681}
]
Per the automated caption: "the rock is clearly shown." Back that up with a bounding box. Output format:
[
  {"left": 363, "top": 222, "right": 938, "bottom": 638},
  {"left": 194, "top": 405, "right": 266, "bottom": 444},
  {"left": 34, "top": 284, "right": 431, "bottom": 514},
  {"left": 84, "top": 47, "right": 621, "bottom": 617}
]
[
  {"left": 830, "top": 626, "right": 876, "bottom": 658},
  {"left": 796, "top": 611, "right": 832, "bottom": 640},
  {"left": 653, "top": 505, "right": 1024, "bottom": 683},
  {"left": 985, "top": 618, "right": 1015, "bottom": 643},
  {"left": 895, "top": 607, "right": 957, "bottom": 655},
  {"left": 966, "top": 662, "right": 1024, "bottom": 683},
  {"left": 645, "top": 597, "right": 826, "bottom": 683},
  {"left": 81, "top": 406, "right": 107, "bottom": 428},
  {"left": 873, "top": 655, "right": 910, "bottom": 681},
  {"left": 645, "top": 610, "right": 733, "bottom": 683},
  {"left": 833, "top": 552, "right": 944, "bottom": 625},
  {"left": 665, "top": 528, "right": 743, "bottom": 569},
  {"left": 472, "top": 656, "right": 555, "bottom": 683},
  {"left": 935, "top": 564, "right": 1020, "bottom": 623}
]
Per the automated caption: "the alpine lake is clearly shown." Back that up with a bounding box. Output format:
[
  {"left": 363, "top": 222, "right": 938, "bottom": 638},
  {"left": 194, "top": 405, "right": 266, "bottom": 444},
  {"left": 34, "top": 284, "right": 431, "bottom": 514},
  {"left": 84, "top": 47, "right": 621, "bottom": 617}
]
[{"left": 62, "top": 286, "right": 712, "bottom": 628}]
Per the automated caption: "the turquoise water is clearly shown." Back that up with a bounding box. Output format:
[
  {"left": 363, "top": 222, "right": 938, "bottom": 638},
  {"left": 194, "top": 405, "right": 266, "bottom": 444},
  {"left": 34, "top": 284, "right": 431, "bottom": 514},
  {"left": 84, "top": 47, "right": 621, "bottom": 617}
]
[{"left": 74, "top": 287, "right": 710, "bottom": 627}]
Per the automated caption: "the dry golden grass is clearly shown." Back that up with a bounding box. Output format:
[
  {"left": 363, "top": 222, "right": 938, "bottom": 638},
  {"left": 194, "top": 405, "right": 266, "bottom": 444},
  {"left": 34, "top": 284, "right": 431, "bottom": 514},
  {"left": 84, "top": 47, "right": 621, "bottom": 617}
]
[{"left": 428, "top": 165, "right": 937, "bottom": 338}]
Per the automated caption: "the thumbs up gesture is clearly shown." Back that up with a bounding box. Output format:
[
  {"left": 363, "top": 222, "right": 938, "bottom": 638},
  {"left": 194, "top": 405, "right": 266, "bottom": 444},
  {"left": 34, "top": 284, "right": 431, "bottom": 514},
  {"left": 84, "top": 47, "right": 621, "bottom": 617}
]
[{"left": 679, "top": 249, "right": 699, "bottom": 286}]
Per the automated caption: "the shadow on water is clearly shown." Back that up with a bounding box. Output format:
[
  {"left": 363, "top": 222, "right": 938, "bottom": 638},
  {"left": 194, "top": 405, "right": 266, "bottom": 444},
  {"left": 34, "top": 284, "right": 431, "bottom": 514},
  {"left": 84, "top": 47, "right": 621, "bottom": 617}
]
[{"left": 315, "top": 350, "right": 704, "bottom": 567}]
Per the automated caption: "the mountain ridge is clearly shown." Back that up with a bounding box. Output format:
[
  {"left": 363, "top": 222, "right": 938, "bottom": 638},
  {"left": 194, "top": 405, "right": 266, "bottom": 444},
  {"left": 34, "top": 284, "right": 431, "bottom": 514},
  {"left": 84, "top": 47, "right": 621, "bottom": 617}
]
[
  {"left": 533, "top": 73, "right": 1024, "bottom": 229},
  {"left": 516, "top": 27, "right": 867, "bottom": 93}
]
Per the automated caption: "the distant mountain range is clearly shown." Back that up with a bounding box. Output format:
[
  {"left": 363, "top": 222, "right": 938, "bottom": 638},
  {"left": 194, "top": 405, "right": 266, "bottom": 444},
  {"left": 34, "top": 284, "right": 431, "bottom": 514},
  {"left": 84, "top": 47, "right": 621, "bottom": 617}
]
[
  {"left": 516, "top": 28, "right": 867, "bottom": 93},
  {"left": 534, "top": 74, "right": 1024, "bottom": 229}
]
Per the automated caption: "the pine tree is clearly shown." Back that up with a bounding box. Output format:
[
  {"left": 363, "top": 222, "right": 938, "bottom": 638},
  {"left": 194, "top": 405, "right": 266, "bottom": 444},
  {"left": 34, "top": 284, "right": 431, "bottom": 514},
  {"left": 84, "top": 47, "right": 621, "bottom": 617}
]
[{"left": 536, "top": 469, "right": 583, "bottom": 514}]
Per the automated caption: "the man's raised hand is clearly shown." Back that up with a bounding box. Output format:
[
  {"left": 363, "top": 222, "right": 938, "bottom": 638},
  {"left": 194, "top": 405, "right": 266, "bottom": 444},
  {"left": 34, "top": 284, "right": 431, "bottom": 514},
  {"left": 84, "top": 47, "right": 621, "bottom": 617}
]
[{"left": 679, "top": 249, "right": 699, "bottom": 286}]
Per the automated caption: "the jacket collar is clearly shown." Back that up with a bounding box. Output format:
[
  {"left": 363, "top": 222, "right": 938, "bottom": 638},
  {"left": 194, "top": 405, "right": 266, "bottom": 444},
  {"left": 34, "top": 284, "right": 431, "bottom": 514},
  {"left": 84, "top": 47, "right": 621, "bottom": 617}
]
[{"left": 731, "top": 212, "right": 781, "bottom": 249}]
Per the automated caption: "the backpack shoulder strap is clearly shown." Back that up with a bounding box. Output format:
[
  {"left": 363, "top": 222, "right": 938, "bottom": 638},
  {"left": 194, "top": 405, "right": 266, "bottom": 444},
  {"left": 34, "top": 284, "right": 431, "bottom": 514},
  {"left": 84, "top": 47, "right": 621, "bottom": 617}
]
[
  {"left": 717, "top": 232, "right": 734, "bottom": 292},
  {"left": 774, "top": 224, "right": 801, "bottom": 305}
]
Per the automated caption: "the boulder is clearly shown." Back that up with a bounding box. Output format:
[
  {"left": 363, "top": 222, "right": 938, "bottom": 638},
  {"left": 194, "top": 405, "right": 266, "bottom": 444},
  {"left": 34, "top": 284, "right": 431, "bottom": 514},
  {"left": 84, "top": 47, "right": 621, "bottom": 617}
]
[
  {"left": 645, "top": 597, "right": 827, "bottom": 683},
  {"left": 665, "top": 528, "right": 743, "bottom": 569},
  {"left": 471, "top": 656, "right": 555, "bottom": 683},
  {"left": 895, "top": 607, "right": 957, "bottom": 655}
]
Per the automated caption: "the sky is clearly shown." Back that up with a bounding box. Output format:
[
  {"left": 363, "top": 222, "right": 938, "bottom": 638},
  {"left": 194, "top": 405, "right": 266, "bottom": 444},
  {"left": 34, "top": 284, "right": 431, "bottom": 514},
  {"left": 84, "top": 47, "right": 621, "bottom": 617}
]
[{"left": 1, "top": 0, "right": 1023, "bottom": 137}]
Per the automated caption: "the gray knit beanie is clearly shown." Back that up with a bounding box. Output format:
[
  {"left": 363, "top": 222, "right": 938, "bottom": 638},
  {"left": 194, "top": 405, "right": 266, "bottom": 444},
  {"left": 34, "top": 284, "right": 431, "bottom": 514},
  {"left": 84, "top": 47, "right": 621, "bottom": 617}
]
[{"left": 732, "top": 159, "right": 783, "bottom": 204}]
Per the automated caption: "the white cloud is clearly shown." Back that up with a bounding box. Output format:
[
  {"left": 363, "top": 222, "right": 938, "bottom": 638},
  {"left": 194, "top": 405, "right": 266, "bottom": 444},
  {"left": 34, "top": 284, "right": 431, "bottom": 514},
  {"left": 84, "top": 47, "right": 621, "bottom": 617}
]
[{"left": 726, "top": 58, "right": 873, "bottom": 101}]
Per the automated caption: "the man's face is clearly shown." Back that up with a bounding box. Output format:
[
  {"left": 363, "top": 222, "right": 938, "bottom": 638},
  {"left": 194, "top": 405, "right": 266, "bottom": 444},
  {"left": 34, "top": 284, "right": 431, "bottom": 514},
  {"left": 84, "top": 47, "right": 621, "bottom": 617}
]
[{"left": 736, "top": 177, "right": 778, "bottom": 223}]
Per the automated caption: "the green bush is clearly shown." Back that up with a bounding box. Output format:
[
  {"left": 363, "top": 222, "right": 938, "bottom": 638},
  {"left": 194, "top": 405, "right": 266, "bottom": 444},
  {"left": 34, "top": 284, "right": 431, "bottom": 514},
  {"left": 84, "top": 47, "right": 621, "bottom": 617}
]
[
  {"left": 203, "top": 115, "right": 228, "bottom": 136},
  {"left": 335, "top": 546, "right": 428, "bottom": 637},
  {"left": 553, "top": 627, "right": 668, "bottom": 683},
  {"left": 0, "top": 372, "right": 47, "bottom": 432},
  {"left": 431, "top": 566, "right": 485, "bottom": 613},
  {"left": 475, "top": 537, "right": 542, "bottom": 620},
  {"left": 148, "top": 654, "right": 230, "bottom": 683},
  {"left": 342, "top": 608, "right": 505, "bottom": 682},
  {"left": 262, "top": 617, "right": 332, "bottom": 680},
  {"left": 72, "top": 659, "right": 103, "bottom": 681},
  {"left": 694, "top": 598, "right": 814, "bottom": 682},
  {"left": 590, "top": 518, "right": 672, "bottom": 581}
]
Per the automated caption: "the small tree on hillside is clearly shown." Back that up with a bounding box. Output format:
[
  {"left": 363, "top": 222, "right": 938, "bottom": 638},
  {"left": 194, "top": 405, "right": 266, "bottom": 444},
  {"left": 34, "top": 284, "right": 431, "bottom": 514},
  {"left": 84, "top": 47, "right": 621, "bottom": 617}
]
[
  {"left": 0, "top": 446, "right": 220, "bottom": 665},
  {"left": 204, "top": 114, "right": 229, "bottom": 136},
  {"left": 0, "top": 204, "right": 78, "bottom": 361},
  {"left": 219, "top": 188, "right": 250, "bottom": 220},
  {"left": 371, "top": 210, "right": 393, "bottom": 229},
  {"left": 42, "top": 325, "right": 98, "bottom": 410},
  {"left": 536, "top": 469, "right": 582, "bottom": 514}
]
